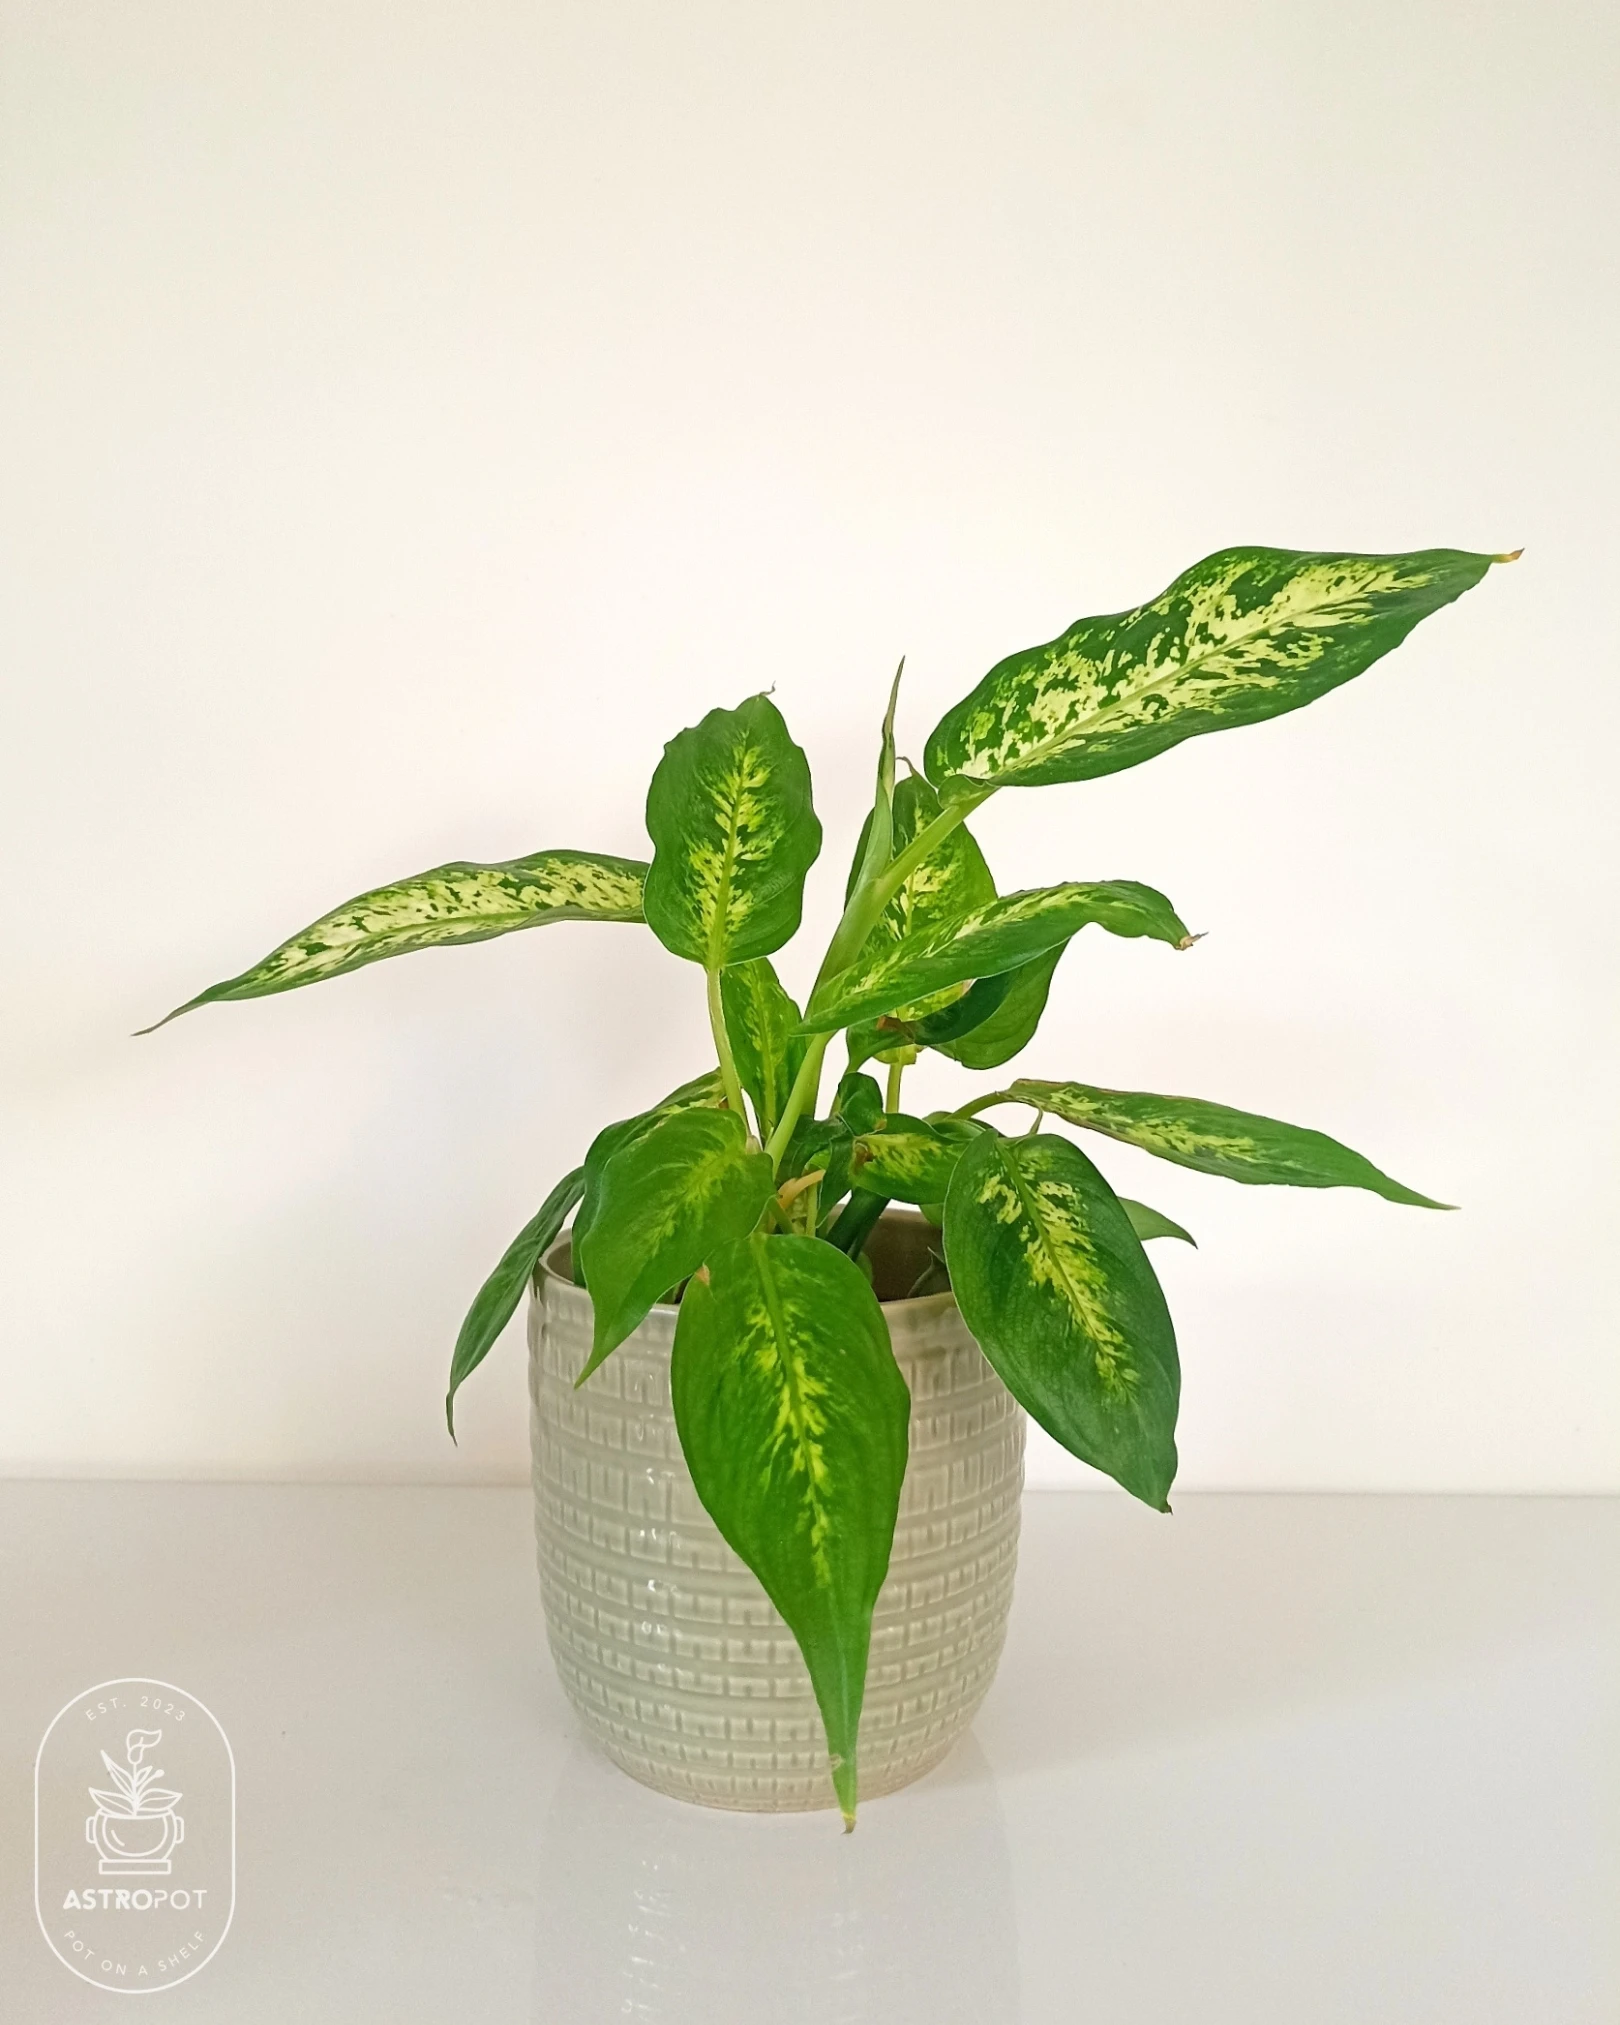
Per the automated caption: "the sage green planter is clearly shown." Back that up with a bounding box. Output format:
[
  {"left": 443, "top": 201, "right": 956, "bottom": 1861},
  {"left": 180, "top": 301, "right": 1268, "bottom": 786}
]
[{"left": 529, "top": 1214, "right": 1026, "bottom": 1811}]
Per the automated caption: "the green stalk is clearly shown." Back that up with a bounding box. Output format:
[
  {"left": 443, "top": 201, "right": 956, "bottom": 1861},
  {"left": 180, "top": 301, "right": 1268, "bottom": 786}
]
[
  {"left": 765, "top": 1032, "right": 829, "bottom": 1171},
  {"left": 817, "top": 789, "right": 994, "bottom": 989},
  {"left": 885, "top": 1058, "right": 905, "bottom": 1113},
  {"left": 825, "top": 1188, "right": 888, "bottom": 1259},
  {"left": 772, "top": 779, "right": 994, "bottom": 1178},
  {"left": 705, "top": 967, "right": 750, "bottom": 1129},
  {"left": 952, "top": 1088, "right": 1026, "bottom": 1119}
]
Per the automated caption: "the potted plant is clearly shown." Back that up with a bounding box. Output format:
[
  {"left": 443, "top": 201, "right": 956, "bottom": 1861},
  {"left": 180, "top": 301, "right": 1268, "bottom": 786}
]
[{"left": 148, "top": 543, "right": 1511, "bottom": 1825}]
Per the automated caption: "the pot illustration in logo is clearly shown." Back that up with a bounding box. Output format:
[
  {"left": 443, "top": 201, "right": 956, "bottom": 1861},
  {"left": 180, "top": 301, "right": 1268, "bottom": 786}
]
[{"left": 85, "top": 1729, "right": 184, "bottom": 1875}]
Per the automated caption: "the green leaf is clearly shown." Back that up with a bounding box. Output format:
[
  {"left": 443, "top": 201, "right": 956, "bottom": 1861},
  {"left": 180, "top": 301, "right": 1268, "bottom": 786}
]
[
  {"left": 845, "top": 774, "right": 996, "bottom": 1020},
  {"left": 843, "top": 662, "right": 905, "bottom": 907},
  {"left": 925, "top": 547, "right": 1505, "bottom": 796},
  {"left": 651, "top": 1066, "right": 733, "bottom": 1110},
  {"left": 832, "top": 1071, "right": 884, "bottom": 1136},
  {"left": 932, "top": 945, "right": 1065, "bottom": 1070},
  {"left": 850, "top": 1114, "right": 974, "bottom": 1205},
  {"left": 802, "top": 880, "right": 1194, "bottom": 1035},
  {"left": 445, "top": 1168, "right": 585, "bottom": 1437},
  {"left": 141, "top": 848, "right": 649, "bottom": 1030},
  {"left": 670, "top": 1232, "right": 911, "bottom": 1825},
  {"left": 642, "top": 695, "right": 822, "bottom": 968},
  {"left": 573, "top": 1107, "right": 775, "bottom": 1376},
  {"left": 840, "top": 973, "right": 1015, "bottom": 1073},
  {"left": 1118, "top": 1198, "right": 1196, "bottom": 1246},
  {"left": 909, "top": 971, "right": 1015, "bottom": 1046},
  {"left": 570, "top": 1070, "right": 728, "bottom": 1272},
  {"left": 944, "top": 1131, "right": 1180, "bottom": 1509},
  {"left": 842, "top": 1020, "right": 908, "bottom": 1075},
  {"left": 782, "top": 1115, "right": 854, "bottom": 1207},
  {"left": 719, "top": 959, "right": 806, "bottom": 1139},
  {"left": 1012, "top": 1079, "right": 1450, "bottom": 1207}
]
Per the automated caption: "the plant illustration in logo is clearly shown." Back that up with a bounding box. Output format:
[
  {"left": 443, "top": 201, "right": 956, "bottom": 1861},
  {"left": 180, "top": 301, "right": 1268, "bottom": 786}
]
[{"left": 86, "top": 1729, "right": 185, "bottom": 1875}]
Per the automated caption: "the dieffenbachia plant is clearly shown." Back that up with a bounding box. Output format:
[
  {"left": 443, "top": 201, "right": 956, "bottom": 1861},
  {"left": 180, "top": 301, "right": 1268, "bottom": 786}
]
[{"left": 147, "top": 543, "right": 1512, "bottom": 1823}]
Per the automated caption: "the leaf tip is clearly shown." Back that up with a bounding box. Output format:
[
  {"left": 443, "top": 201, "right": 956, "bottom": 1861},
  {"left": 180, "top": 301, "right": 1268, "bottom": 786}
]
[
  {"left": 444, "top": 1395, "right": 459, "bottom": 1443},
  {"left": 132, "top": 1004, "right": 186, "bottom": 1037},
  {"left": 1175, "top": 932, "right": 1207, "bottom": 951},
  {"left": 1492, "top": 548, "right": 1523, "bottom": 564},
  {"left": 830, "top": 1752, "right": 859, "bottom": 1826}
]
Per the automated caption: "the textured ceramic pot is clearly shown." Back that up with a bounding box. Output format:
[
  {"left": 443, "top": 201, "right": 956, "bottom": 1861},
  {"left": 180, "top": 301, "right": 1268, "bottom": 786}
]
[{"left": 528, "top": 1212, "right": 1026, "bottom": 1812}]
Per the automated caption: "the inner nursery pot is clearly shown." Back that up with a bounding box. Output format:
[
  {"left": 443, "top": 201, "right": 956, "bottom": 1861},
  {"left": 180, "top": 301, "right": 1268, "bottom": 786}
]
[{"left": 529, "top": 1209, "right": 1026, "bottom": 1813}]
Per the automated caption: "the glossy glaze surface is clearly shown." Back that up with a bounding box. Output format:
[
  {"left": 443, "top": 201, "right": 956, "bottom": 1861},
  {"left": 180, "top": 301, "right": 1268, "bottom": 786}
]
[{"left": 528, "top": 1230, "right": 1026, "bottom": 1810}]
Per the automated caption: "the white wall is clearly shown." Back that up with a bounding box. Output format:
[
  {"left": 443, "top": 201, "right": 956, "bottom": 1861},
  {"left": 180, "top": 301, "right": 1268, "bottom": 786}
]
[{"left": 2, "top": 0, "right": 1614, "bottom": 1490}]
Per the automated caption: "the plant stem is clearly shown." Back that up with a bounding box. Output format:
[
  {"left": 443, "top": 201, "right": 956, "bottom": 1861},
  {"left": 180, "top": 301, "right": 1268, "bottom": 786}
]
[
  {"left": 814, "top": 788, "right": 995, "bottom": 993},
  {"left": 871, "top": 788, "right": 993, "bottom": 915},
  {"left": 825, "top": 1189, "right": 888, "bottom": 1259},
  {"left": 885, "top": 1058, "right": 905, "bottom": 1113},
  {"left": 952, "top": 1088, "right": 1026, "bottom": 1119},
  {"left": 768, "top": 783, "right": 996, "bottom": 1179},
  {"left": 705, "top": 967, "right": 750, "bottom": 1129},
  {"left": 765, "top": 1031, "right": 829, "bottom": 1171}
]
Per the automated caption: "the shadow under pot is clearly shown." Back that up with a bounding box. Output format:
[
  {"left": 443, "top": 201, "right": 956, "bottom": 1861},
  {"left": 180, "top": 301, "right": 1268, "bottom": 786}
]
[{"left": 527, "top": 1209, "right": 1027, "bottom": 1812}]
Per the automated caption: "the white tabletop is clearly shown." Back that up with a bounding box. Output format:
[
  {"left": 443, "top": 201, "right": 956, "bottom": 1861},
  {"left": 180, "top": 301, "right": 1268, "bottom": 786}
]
[{"left": 4, "top": 1484, "right": 1614, "bottom": 2021}]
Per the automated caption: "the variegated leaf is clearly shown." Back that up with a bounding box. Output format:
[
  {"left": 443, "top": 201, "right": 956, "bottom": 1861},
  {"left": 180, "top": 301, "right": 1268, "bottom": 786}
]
[
  {"left": 844, "top": 774, "right": 995, "bottom": 1019},
  {"left": 944, "top": 1131, "right": 1180, "bottom": 1509},
  {"left": 670, "top": 1232, "right": 911, "bottom": 1824},
  {"left": 719, "top": 958, "right": 806, "bottom": 1140},
  {"left": 642, "top": 695, "right": 822, "bottom": 968},
  {"left": 933, "top": 945, "right": 1065, "bottom": 1071},
  {"left": 925, "top": 547, "right": 1504, "bottom": 796},
  {"left": 1013, "top": 1079, "right": 1449, "bottom": 1206},
  {"left": 1118, "top": 1198, "right": 1196, "bottom": 1246},
  {"left": 911, "top": 971, "right": 1014, "bottom": 1045},
  {"left": 850, "top": 1114, "right": 975, "bottom": 1205},
  {"left": 573, "top": 1106, "right": 774, "bottom": 1376},
  {"left": 802, "top": 880, "right": 1193, "bottom": 1035},
  {"left": 445, "top": 1167, "right": 585, "bottom": 1436},
  {"left": 840, "top": 973, "right": 1013, "bottom": 1073},
  {"left": 570, "top": 1069, "right": 728, "bottom": 1273},
  {"left": 141, "top": 849, "right": 649, "bottom": 1029}
]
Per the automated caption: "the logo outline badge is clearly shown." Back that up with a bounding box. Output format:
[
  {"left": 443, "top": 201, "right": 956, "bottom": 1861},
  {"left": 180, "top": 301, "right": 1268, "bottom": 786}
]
[{"left": 35, "top": 1677, "right": 235, "bottom": 1995}]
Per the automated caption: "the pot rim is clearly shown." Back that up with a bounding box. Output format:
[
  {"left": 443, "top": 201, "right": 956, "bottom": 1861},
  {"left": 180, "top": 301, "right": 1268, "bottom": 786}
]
[{"left": 537, "top": 1206, "right": 958, "bottom": 1318}]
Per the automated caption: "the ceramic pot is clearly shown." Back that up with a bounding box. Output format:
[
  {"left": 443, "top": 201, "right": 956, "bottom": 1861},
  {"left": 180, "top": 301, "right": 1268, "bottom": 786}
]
[{"left": 528, "top": 1211, "right": 1026, "bottom": 1812}]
